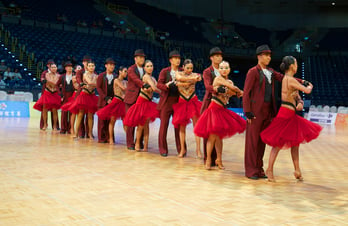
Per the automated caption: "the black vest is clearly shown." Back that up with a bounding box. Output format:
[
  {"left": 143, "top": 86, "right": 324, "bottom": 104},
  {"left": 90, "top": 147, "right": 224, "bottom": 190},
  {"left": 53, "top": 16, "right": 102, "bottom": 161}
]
[
  {"left": 64, "top": 75, "right": 74, "bottom": 92},
  {"left": 166, "top": 70, "right": 179, "bottom": 97},
  {"left": 259, "top": 69, "right": 272, "bottom": 103}
]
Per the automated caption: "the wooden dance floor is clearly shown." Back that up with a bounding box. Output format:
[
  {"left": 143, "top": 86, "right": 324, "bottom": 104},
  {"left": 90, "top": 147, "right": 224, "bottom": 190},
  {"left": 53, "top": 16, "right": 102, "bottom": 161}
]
[{"left": 1, "top": 111, "right": 348, "bottom": 225}]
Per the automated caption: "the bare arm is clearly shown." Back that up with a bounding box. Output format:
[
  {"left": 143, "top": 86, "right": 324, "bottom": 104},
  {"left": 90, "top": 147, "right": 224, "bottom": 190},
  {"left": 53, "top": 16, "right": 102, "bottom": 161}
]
[
  {"left": 114, "top": 78, "right": 126, "bottom": 91},
  {"left": 175, "top": 71, "right": 200, "bottom": 82},
  {"left": 289, "top": 77, "right": 313, "bottom": 94},
  {"left": 214, "top": 76, "right": 242, "bottom": 94},
  {"left": 143, "top": 74, "right": 158, "bottom": 92}
]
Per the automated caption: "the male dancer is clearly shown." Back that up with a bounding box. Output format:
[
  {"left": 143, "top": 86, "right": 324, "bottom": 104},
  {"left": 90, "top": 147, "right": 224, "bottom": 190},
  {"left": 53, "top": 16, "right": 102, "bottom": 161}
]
[
  {"left": 124, "top": 49, "right": 147, "bottom": 150},
  {"left": 243, "top": 44, "right": 306, "bottom": 179},
  {"left": 76, "top": 55, "right": 92, "bottom": 138},
  {"left": 58, "top": 61, "right": 74, "bottom": 134},
  {"left": 40, "top": 59, "right": 59, "bottom": 130},
  {"left": 157, "top": 50, "right": 182, "bottom": 157},
  {"left": 201, "top": 47, "right": 223, "bottom": 166},
  {"left": 96, "top": 58, "right": 116, "bottom": 143}
]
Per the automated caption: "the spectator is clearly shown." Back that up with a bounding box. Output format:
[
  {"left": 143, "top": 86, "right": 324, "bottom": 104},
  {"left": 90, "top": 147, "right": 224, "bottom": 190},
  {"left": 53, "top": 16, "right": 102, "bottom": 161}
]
[
  {"left": 12, "top": 68, "right": 22, "bottom": 80},
  {"left": 0, "top": 60, "right": 7, "bottom": 73},
  {"left": 3, "top": 67, "right": 13, "bottom": 81},
  {"left": 0, "top": 75, "right": 6, "bottom": 89}
]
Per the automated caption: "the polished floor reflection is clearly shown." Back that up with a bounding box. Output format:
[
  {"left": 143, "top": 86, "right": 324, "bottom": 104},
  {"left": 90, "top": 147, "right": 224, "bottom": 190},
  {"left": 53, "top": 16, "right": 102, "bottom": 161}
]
[{"left": 0, "top": 112, "right": 347, "bottom": 225}]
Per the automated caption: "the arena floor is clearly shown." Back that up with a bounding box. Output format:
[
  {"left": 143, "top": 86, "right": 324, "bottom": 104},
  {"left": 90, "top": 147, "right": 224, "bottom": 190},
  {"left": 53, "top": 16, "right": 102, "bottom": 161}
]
[{"left": 0, "top": 110, "right": 347, "bottom": 225}]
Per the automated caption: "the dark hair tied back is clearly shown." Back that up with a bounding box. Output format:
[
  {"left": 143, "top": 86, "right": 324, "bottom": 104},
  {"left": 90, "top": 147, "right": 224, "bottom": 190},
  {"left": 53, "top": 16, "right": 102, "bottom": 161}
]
[
  {"left": 183, "top": 59, "right": 193, "bottom": 66},
  {"left": 280, "top": 56, "right": 296, "bottom": 72}
]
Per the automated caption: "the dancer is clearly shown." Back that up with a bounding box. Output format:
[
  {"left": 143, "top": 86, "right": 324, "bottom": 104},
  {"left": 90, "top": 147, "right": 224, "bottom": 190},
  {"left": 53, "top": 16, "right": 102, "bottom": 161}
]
[
  {"left": 33, "top": 63, "right": 61, "bottom": 131},
  {"left": 124, "top": 49, "right": 146, "bottom": 150},
  {"left": 96, "top": 66, "right": 127, "bottom": 144},
  {"left": 39, "top": 59, "right": 59, "bottom": 130},
  {"left": 194, "top": 61, "right": 245, "bottom": 170},
  {"left": 172, "top": 59, "right": 202, "bottom": 158},
  {"left": 96, "top": 58, "right": 116, "bottom": 143},
  {"left": 58, "top": 61, "right": 75, "bottom": 134},
  {"left": 123, "top": 60, "right": 159, "bottom": 152},
  {"left": 70, "top": 60, "right": 98, "bottom": 139},
  {"left": 243, "top": 45, "right": 306, "bottom": 180},
  {"left": 60, "top": 69, "right": 79, "bottom": 135},
  {"left": 201, "top": 47, "right": 223, "bottom": 166},
  {"left": 260, "top": 56, "right": 322, "bottom": 182}
]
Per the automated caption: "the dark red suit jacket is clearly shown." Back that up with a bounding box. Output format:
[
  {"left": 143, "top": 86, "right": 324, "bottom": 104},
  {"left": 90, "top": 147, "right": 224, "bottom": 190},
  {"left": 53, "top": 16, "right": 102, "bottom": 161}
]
[
  {"left": 124, "top": 64, "right": 144, "bottom": 105},
  {"left": 243, "top": 64, "right": 303, "bottom": 117},
  {"left": 96, "top": 72, "right": 116, "bottom": 108},
  {"left": 58, "top": 73, "right": 74, "bottom": 104},
  {"left": 157, "top": 66, "right": 172, "bottom": 111},
  {"left": 40, "top": 69, "right": 49, "bottom": 93},
  {"left": 201, "top": 65, "right": 218, "bottom": 111}
]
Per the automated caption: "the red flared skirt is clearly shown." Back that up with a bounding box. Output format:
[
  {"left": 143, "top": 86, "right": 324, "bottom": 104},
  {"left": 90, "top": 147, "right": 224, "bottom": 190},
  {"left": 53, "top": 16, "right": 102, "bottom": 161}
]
[
  {"left": 123, "top": 96, "right": 159, "bottom": 127},
  {"left": 172, "top": 96, "right": 202, "bottom": 128},
  {"left": 69, "top": 91, "right": 98, "bottom": 114},
  {"left": 96, "top": 97, "right": 126, "bottom": 120},
  {"left": 33, "top": 90, "right": 61, "bottom": 111},
  {"left": 194, "top": 101, "right": 246, "bottom": 139},
  {"left": 260, "top": 107, "right": 322, "bottom": 149},
  {"left": 61, "top": 92, "right": 76, "bottom": 112}
]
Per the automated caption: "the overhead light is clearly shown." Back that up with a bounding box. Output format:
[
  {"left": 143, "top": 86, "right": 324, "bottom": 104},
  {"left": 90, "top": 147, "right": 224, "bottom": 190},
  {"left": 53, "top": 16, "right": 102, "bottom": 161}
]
[{"left": 332, "top": 2, "right": 336, "bottom": 6}]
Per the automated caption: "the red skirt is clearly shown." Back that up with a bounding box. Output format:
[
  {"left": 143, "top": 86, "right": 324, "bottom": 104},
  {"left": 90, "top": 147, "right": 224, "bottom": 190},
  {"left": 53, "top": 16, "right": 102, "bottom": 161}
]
[
  {"left": 96, "top": 97, "right": 126, "bottom": 120},
  {"left": 194, "top": 101, "right": 246, "bottom": 139},
  {"left": 172, "top": 96, "right": 202, "bottom": 128},
  {"left": 123, "top": 96, "right": 159, "bottom": 127},
  {"left": 61, "top": 92, "right": 76, "bottom": 112},
  {"left": 69, "top": 91, "right": 98, "bottom": 114},
  {"left": 33, "top": 90, "right": 61, "bottom": 111},
  {"left": 261, "top": 107, "right": 323, "bottom": 149}
]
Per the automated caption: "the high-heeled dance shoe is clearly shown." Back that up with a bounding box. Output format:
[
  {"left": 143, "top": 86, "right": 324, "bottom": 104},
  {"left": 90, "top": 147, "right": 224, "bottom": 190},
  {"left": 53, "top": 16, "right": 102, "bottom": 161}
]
[
  {"left": 215, "top": 160, "right": 225, "bottom": 170},
  {"left": 294, "top": 171, "right": 304, "bottom": 181},
  {"left": 266, "top": 170, "right": 276, "bottom": 182},
  {"left": 177, "top": 150, "right": 186, "bottom": 158},
  {"left": 205, "top": 159, "right": 211, "bottom": 170}
]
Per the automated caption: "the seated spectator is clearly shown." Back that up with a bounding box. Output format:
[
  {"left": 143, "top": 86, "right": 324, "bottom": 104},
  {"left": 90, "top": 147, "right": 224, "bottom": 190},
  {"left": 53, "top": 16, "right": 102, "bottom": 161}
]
[
  {"left": 3, "top": 67, "right": 13, "bottom": 81},
  {"left": 0, "top": 60, "right": 7, "bottom": 73},
  {"left": 12, "top": 68, "right": 22, "bottom": 80},
  {"left": 0, "top": 75, "right": 6, "bottom": 89},
  {"left": 97, "top": 19, "right": 103, "bottom": 28}
]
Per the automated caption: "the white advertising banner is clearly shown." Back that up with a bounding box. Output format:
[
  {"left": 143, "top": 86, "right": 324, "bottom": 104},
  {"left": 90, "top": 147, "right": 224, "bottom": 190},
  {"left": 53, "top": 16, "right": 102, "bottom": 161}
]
[{"left": 307, "top": 111, "right": 337, "bottom": 125}]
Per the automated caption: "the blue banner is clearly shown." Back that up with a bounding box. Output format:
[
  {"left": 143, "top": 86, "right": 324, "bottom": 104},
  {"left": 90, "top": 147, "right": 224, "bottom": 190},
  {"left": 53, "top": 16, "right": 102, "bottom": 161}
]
[
  {"left": 228, "top": 108, "right": 246, "bottom": 120},
  {"left": 0, "top": 101, "right": 30, "bottom": 117}
]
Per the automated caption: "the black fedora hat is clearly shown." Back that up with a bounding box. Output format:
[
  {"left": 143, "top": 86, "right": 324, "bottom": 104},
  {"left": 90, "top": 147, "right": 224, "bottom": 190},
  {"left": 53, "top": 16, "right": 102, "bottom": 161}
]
[
  {"left": 134, "top": 49, "right": 146, "bottom": 57},
  {"left": 209, "top": 47, "right": 223, "bottom": 56},
  {"left": 64, "top": 61, "right": 73, "bottom": 67},
  {"left": 256, "top": 44, "right": 272, "bottom": 55},
  {"left": 169, "top": 50, "right": 180, "bottom": 58},
  {"left": 46, "top": 59, "right": 55, "bottom": 65},
  {"left": 105, "top": 57, "right": 116, "bottom": 64},
  {"left": 82, "top": 55, "right": 92, "bottom": 61}
]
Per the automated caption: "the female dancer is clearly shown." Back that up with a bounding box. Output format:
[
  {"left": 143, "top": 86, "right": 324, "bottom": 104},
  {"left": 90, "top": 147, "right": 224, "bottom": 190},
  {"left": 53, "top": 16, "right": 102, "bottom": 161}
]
[
  {"left": 33, "top": 63, "right": 61, "bottom": 131},
  {"left": 172, "top": 59, "right": 202, "bottom": 158},
  {"left": 123, "top": 60, "right": 159, "bottom": 151},
  {"left": 96, "top": 66, "right": 128, "bottom": 144},
  {"left": 70, "top": 60, "right": 98, "bottom": 139},
  {"left": 261, "top": 56, "right": 322, "bottom": 182},
  {"left": 194, "top": 61, "right": 246, "bottom": 169}
]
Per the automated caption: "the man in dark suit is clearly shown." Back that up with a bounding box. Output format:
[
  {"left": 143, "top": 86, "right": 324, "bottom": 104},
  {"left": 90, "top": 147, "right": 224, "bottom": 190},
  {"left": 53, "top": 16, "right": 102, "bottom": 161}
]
[
  {"left": 124, "top": 49, "right": 146, "bottom": 150},
  {"left": 243, "top": 45, "right": 305, "bottom": 179},
  {"left": 157, "top": 50, "right": 182, "bottom": 157},
  {"left": 96, "top": 58, "right": 116, "bottom": 143},
  {"left": 200, "top": 47, "right": 223, "bottom": 166},
  {"left": 40, "top": 59, "right": 59, "bottom": 130},
  {"left": 58, "top": 61, "right": 75, "bottom": 134},
  {"left": 75, "top": 55, "right": 92, "bottom": 138}
]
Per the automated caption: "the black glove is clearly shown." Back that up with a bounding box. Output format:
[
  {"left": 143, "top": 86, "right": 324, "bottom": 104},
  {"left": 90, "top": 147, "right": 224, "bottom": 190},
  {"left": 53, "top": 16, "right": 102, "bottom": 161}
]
[
  {"left": 142, "top": 83, "right": 151, "bottom": 89},
  {"left": 80, "top": 82, "right": 86, "bottom": 87},
  {"left": 217, "top": 86, "right": 225, "bottom": 94},
  {"left": 104, "top": 96, "right": 112, "bottom": 102},
  {"left": 245, "top": 112, "right": 255, "bottom": 119},
  {"left": 42, "top": 79, "right": 47, "bottom": 84},
  {"left": 303, "top": 80, "right": 310, "bottom": 87}
]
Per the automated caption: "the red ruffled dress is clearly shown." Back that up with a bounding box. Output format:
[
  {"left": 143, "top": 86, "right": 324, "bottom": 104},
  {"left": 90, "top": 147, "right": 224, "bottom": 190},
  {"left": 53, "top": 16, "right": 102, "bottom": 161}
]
[
  {"left": 194, "top": 100, "right": 246, "bottom": 139},
  {"left": 96, "top": 96, "right": 126, "bottom": 120},
  {"left": 172, "top": 95, "right": 202, "bottom": 128},
  {"left": 33, "top": 89, "right": 61, "bottom": 111},
  {"left": 69, "top": 89, "right": 98, "bottom": 114},
  {"left": 123, "top": 95, "right": 159, "bottom": 127},
  {"left": 60, "top": 91, "right": 77, "bottom": 112},
  {"left": 261, "top": 106, "right": 322, "bottom": 149}
]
